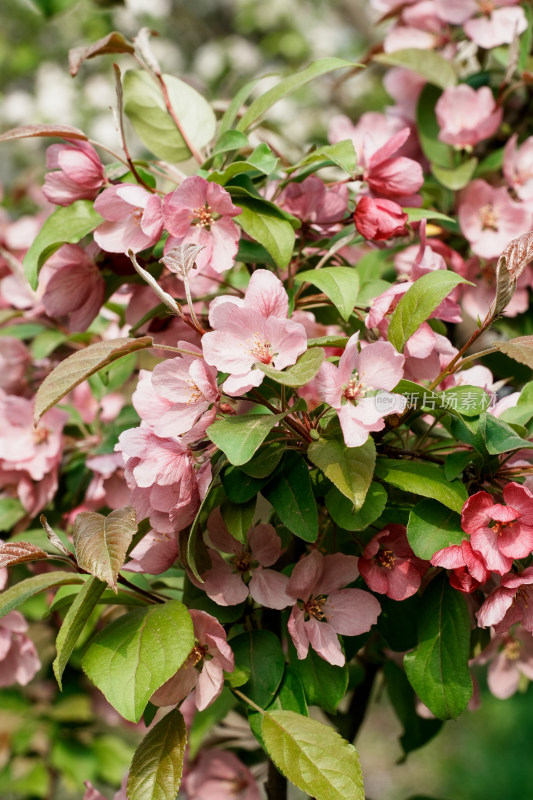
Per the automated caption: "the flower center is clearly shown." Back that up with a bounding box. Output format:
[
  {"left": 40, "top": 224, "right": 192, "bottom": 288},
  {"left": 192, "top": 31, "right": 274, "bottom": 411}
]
[
  {"left": 33, "top": 426, "right": 50, "bottom": 445},
  {"left": 479, "top": 203, "right": 499, "bottom": 231},
  {"left": 514, "top": 585, "right": 530, "bottom": 606},
  {"left": 131, "top": 207, "right": 143, "bottom": 225},
  {"left": 248, "top": 333, "right": 273, "bottom": 364},
  {"left": 503, "top": 639, "right": 521, "bottom": 661},
  {"left": 377, "top": 548, "right": 396, "bottom": 570},
  {"left": 478, "top": 0, "right": 495, "bottom": 14},
  {"left": 304, "top": 595, "right": 327, "bottom": 621},
  {"left": 188, "top": 643, "right": 208, "bottom": 668},
  {"left": 231, "top": 549, "right": 252, "bottom": 573},
  {"left": 186, "top": 378, "right": 203, "bottom": 404},
  {"left": 191, "top": 205, "right": 213, "bottom": 228},
  {"left": 343, "top": 372, "right": 366, "bottom": 402}
]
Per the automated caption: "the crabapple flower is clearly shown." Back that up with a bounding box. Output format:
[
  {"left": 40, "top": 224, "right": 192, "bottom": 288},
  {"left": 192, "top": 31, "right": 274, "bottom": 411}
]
[
  {"left": 287, "top": 550, "right": 380, "bottom": 666},
  {"left": 150, "top": 342, "right": 220, "bottom": 437},
  {"left": 93, "top": 184, "right": 163, "bottom": 254},
  {"left": 477, "top": 567, "right": 533, "bottom": 633},
  {"left": 504, "top": 134, "right": 533, "bottom": 203},
  {"left": 42, "top": 244, "right": 105, "bottom": 331},
  {"left": 163, "top": 176, "right": 241, "bottom": 273},
  {"left": 0, "top": 611, "right": 40, "bottom": 688},
  {"left": 42, "top": 140, "right": 105, "bottom": 206},
  {"left": 431, "top": 539, "right": 490, "bottom": 593},
  {"left": 315, "top": 332, "right": 405, "bottom": 448},
  {"left": 184, "top": 750, "right": 261, "bottom": 800},
  {"left": 151, "top": 609, "right": 234, "bottom": 711},
  {"left": 359, "top": 524, "right": 427, "bottom": 600},
  {"left": 202, "top": 269, "right": 307, "bottom": 396},
  {"left": 462, "top": 484, "right": 533, "bottom": 575},
  {"left": 435, "top": 85, "right": 502, "bottom": 148},
  {"left": 458, "top": 180, "right": 532, "bottom": 259},
  {"left": 354, "top": 197, "right": 408, "bottom": 241},
  {"left": 475, "top": 629, "right": 533, "bottom": 700},
  {"left": 0, "top": 337, "right": 29, "bottom": 394},
  {"left": 192, "top": 508, "right": 293, "bottom": 609},
  {"left": 278, "top": 175, "right": 348, "bottom": 231},
  {"left": 434, "top": 0, "right": 527, "bottom": 49}
]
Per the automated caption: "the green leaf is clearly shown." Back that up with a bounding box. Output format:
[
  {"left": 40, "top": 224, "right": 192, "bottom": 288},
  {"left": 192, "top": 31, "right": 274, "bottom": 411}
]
[
  {"left": 416, "top": 84, "right": 453, "bottom": 169},
  {"left": 127, "top": 708, "right": 187, "bottom": 800},
  {"left": 235, "top": 196, "right": 296, "bottom": 269},
  {"left": 388, "top": 271, "right": 471, "bottom": 352},
  {"left": 237, "top": 58, "right": 358, "bottom": 131},
  {"left": 220, "top": 498, "right": 255, "bottom": 545},
  {"left": 261, "top": 710, "right": 364, "bottom": 800},
  {"left": 377, "top": 595, "right": 419, "bottom": 653},
  {"left": 431, "top": 157, "right": 478, "bottom": 190},
  {"left": 211, "top": 130, "right": 249, "bottom": 156},
  {"left": 231, "top": 630, "right": 285, "bottom": 708},
  {"left": 262, "top": 453, "right": 319, "bottom": 542},
  {"left": 256, "top": 347, "right": 324, "bottom": 386},
  {"left": 483, "top": 414, "right": 533, "bottom": 455},
  {"left": 221, "top": 466, "right": 271, "bottom": 503},
  {"left": 374, "top": 458, "right": 468, "bottom": 513},
  {"left": 207, "top": 412, "right": 286, "bottom": 466},
  {"left": 289, "top": 140, "right": 357, "bottom": 176},
  {"left": 519, "top": 1, "right": 533, "bottom": 72},
  {"left": 53, "top": 576, "right": 106, "bottom": 689},
  {"left": 325, "top": 481, "right": 387, "bottom": 532},
  {"left": 375, "top": 48, "right": 457, "bottom": 89},
  {"left": 209, "top": 144, "right": 278, "bottom": 185},
  {"left": 123, "top": 70, "right": 216, "bottom": 162},
  {"left": 34, "top": 336, "right": 153, "bottom": 423},
  {"left": 308, "top": 436, "right": 376, "bottom": 509},
  {"left": 82, "top": 600, "right": 194, "bottom": 722},
  {"left": 239, "top": 442, "right": 284, "bottom": 479},
  {"left": 23, "top": 200, "right": 103, "bottom": 289},
  {"left": 0, "top": 572, "right": 86, "bottom": 619},
  {"left": 307, "top": 334, "right": 349, "bottom": 349},
  {"left": 404, "top": 574, "right": 472, "bottom": 720},
  {"left": 492, "top": 335, "right": 533, "bottom": 369},
  {"left": 295, "top": 267, "right": 359, "bottom": 322},
  {"left": 440, "top": 385, "right": 492, "bottom": 416},
  {"left": 384, "top": 661, "right": 442, "bottom": 757},
  {"left": 444, "top": 451, "right": 473, "bottom": 481},
  {"left": 289, "top": 645, "right": 348, "bottom": 713},
  {"left": 407, "top": 500, "right": 464, "bottom": 560},
  {"left": 404, "top": 208, "right": 455, "bottom": 224},
  {"left": 0, "top": 497, "right": 26, "bottom": 531},
  {"left": 73, "top": 507, "right": 137, "bottom": 592}
]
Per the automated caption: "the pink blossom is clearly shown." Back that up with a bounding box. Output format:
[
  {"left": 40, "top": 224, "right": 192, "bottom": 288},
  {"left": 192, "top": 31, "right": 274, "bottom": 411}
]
[
  {"left": 0, "top": 337, "right": 29, "bottom": 394},
  {"left": 504, "top": 134, "right": 533, "bottom": 202},
  {"left": 359, "top": 524, "right": 427, "bottom": 600},
  {"left": 476, "top": 629, "right": 533, "bottom": 699},
  {"left": 477, "top": 567, "right": 533, "bottom": 633},
  {"left": 278, "top": 176, "right": 348, "bottom": 231},
  {"left": 163, "top": 176, "right": 241, "bottom": 274},
  {"left": 83, "top": 779, "right": 127, "bottom": 800},
  {"left": 434, "top": 0, "right": 527, "bottom": 48},
  {"left": 315, "top": 332, "right": 405, "bottom": 448},
  {"left": 42, "top": 244, "right": 105, "bottom": 331},
  {"left": 43, "top": 139, "right": 105, "bottom": 206},
  {"left": 436, "top": 85, "right": 502, "bottom": 148},
  {"left": 202, "top": 269, "right": 308, "bottom": 396},
  {"left": 384, "top": 68, "right": 426, "bottom": 122},
  {"left": 286, "top": 549, "right": 381, "bottom": 666},
  {"left": 462, "top": 484, "right": 533, "bottom": 575},
  {"left": 0, "top": 611, "right": 40, "bottom": 688},
  {"left": 354, "top": 197, "right": 408, "bottom": 241},
  {"left": 94, "top": 184, "right": 163, "bottom": 254},
  {"left": 458, "top": 180, "right": 532, "bottom": 260},
  {"left": 124, "top": 530, "right": 180, "bottom": 575},
  {"left": 458, "top": 254, "right": 533, "bottom": 321},
  {"left": 431, "top": 539, "right": 490, "bottom": 593},
  {"left": 192, "top": 508, "right": 293, "bottom": 609},
  {"left": 150, "top": 342, "right": 220, "bottom": 437},
  {"left": 184, "top": 749, "right": 261, "bottom": 800},
  {"left": 151, "top": 609, "right": 234, "bottom": 711}
]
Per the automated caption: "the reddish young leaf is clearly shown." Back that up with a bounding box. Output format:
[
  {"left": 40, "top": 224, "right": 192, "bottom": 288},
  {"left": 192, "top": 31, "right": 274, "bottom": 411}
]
[
  {"left": 69, "top": 32, "right": 135, "bottom": 77},
  {"left": 0, "top": 124, "right": 88, "bottom": 143},
  {"left": 0, "top": 541, "right": 49, "bottom": 570}
]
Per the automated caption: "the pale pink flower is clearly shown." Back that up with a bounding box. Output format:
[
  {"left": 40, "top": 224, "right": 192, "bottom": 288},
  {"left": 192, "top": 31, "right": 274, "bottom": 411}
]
[
  {"left": 431, "top": 539, "right": 490, "bottom": 593},
  {"left": 286, "top": 549, "right": 381, "bottom": 666},
  {"left": 151, "top": 610, "right": 234, "bottom": 710},
  {"left": 163, "top": 176, "right": 241, "bottom": 274},
  {"left": 94, "top": 184, "right": 163, "bottom": 254},
  {"left": 434, "top": 0, "right": 527, "bottom": 48},
  {"left": 202, "top": 269, "right": 307, "bottom": 396},
  {"left": 0, "top": 611, "right": 40, "bottom": 688},
  {"left": 0, "top": 337, "right": 29, "bottom": 394},
  {"left": 151, "top": 342, "right": 220, "bottom": 437},
  {"left": 476, "top": 629, "right": 533, "bottom": 699},
  {"left": 436, "top": 85, "right": 502, "bottom": 148},
  {"left": 354, "top": 197, "right": 408, "bottom": 241},
  {"left": 477, "top": 567, "right": 533, "bottom": 633},
  {"left": 43, "top": 140, "right": 105, "bottom": 206},
  {"left": 504, "top": 134, "right": 533, "bottom": 202},
  {"left": 124, "top": 530, "right": 180, "bottom": 575},
  {"left": 315, "top": 332, "right": 405, "bottom": 448},
  {"left": 278, "top": 176, "right": 348, "bottom": 231},
  {"left": 458, "top": 180, "right": 532, "bottom": 260},
  {"left": 359, "top": 524, "right": 427, "bottom": 600},
  {"left": 42, "top": 244, "right": 105, "bottom": 331},
  {"left": 192, "top": 508, "right": 293, "bottom": 609},
  {"left": 384, "top": 68, "right": 426, "bottom": 122},
  {"left": 83, "top": 778, "right": 127, "bottom": 800},
  {"left": 458, "top": 254, "right": 533, "bottom": 321},
  {"left": 184, "top": 749, "right": 261, "bottom": 800},
  {"left": 462, "top": 484, "right": 533, "bottom": 575}
]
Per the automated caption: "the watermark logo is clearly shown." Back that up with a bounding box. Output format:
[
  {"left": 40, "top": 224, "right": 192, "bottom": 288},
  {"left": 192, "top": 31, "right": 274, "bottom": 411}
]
[{"left": 374, "top": 391, "right": 408, "bottom": 414}]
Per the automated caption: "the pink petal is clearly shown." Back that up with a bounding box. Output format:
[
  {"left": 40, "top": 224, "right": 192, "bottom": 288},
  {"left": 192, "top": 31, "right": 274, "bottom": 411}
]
[
  {"left": 323, "top": 588, "right": 381, "bottom": 635},
  {"left": 287, "top": 605, "right": 310, "bottom": 659},
  {"left": 305, "top": 618, "right": 345, "bottom": 666},
  {"left": 316, "top": 553, "right": 359, "bottom": 594},
  {"left": 244, "top": 269, "right": 289, "bottom": 319},
  {"left": 287, "top": 550, "right": 323, "bottom": 600},
  {"left": 249, "top": 568, "right": 293, "bottom": 609},
  {"left": 195, "top": 658, "right": 225, "bottom": 710},
  {"left": 248, "top": 524, "right": 281, "bottom": 566}
]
